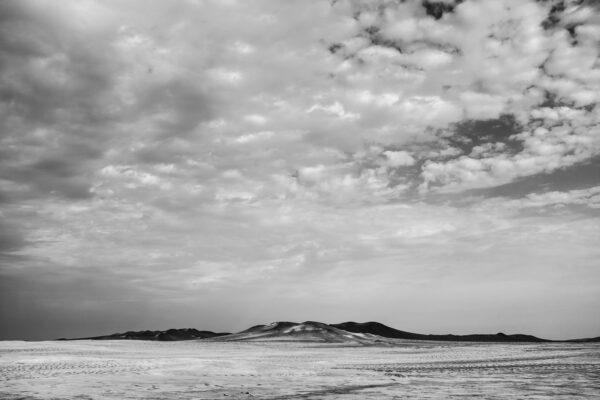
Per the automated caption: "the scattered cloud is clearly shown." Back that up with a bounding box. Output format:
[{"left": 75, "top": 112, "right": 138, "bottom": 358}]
[{"left": 1, "top": 0, "right": 599, "bottom": 339}]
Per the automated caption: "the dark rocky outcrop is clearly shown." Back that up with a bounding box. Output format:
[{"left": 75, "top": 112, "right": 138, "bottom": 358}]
[
  {"left": 69, "top": 328, "right": 230, "bottom": 341},
  {"left": 567, "top": 336, "right": 600, "bottom": 343},
  {"left": 331, "top": 321, "right": 549, "bottom": 343}
]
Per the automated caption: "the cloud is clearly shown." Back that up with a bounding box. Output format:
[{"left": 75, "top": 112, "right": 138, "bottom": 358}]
[
  {"left": 0, "top": 219, "right": 26, "bottom": 257},
  {"left": 420, "top": 106, "right": 600, "bottom": 192},
  {"left": 480, "top": 185, "right": 600, "bottom": 213},
  {"left": 383, "top": 150, "right": 416, "bottom": 167},
  {"left": 1, "top": 0, "right": 599, "bottom": 339},
  {"left": 523, "top": 186, "right": 600, "bottom": 209}
]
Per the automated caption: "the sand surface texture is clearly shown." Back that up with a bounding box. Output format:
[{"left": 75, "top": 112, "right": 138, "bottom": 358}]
[{"left": 1, "top": 340, "right": 599, "bottom": 399}]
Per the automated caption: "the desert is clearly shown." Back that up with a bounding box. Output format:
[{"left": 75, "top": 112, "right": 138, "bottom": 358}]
[{"left": 2, "top": 329, "right": 599, "bottom": 399}]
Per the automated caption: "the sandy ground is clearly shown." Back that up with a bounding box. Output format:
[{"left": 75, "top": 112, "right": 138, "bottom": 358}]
[{"left": 1, "top": 340, "right": 599, "bottom": 399}]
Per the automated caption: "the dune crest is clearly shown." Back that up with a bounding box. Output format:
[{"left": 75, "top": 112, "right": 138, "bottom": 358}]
[{"left": 213, "top": 321, "right": 384, "bottom": 343}]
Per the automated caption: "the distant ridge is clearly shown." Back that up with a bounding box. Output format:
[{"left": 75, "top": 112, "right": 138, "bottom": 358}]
[
  {"left": 58, "top": 321, "right": 598, "bottom": 343},
  {"left": 330, "top": 322, "right": 550, "bottom": 343},
  {"left": 566, "top": 336, "right": 600, "bottom": 343},
  {"left": 65, "top": 328, "right": 230, "bottom": 341}
]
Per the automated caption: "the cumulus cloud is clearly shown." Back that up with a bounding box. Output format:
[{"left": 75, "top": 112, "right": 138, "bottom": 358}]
[
  {"left": 479, "top": 185, "right": 600, "bottom": 212},
  {"left": 523, "top": 186, "right": 600, "bottom": 209},
  {"left": 383, "top": 150, "right": 416, "bottom": 167},
  {"left": 1, "top": 0, "right": 599, "bottom": 339}
]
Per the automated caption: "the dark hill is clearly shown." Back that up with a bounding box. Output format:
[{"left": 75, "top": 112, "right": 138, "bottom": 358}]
[
  {"left": 331, "top": 322, "right": 549, "bottom": 343},
  {"left": 332, "top": 322, "right": 423, "bottom": 340},
  {"left": 68, "top": 328, "right": 230, "bottom": 341}
]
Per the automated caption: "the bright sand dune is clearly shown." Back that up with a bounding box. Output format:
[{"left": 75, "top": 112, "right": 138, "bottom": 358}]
[{"left": 1, "top": 340, "right": 599, "bottom": 399}]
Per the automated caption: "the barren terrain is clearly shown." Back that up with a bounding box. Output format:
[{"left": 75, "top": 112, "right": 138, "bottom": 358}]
[{"left": 1, "top": 340, "right": 599, "bottom": 399}]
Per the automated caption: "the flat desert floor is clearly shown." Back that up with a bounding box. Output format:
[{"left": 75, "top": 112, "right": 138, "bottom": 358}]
[{"left": 1, "top": 340, "right": 599, "bottom": 399}]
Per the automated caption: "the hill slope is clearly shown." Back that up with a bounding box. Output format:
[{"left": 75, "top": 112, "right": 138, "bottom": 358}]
[
  {"left": 67, "top": 328, "right": 230, "bottom": 341},
  {"left": 331, "top": 322, "right": 549, "bottom": 343},
  {"left": 213, "top": 321, "right": 385, "bottom": 343}
]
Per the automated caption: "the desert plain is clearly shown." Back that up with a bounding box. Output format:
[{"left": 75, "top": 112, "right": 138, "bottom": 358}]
[{"left": 1, "top": 339, "right": 599, "bottom": 399}]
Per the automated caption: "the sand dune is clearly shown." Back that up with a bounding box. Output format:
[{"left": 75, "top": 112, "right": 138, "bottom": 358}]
[{"left": 213, "top": 321, "right": 386, "bottom": 343}]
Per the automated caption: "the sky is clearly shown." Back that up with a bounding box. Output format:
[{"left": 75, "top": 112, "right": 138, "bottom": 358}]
[{"left": 0, "top": 0, "right": 599, "bottom": 341}]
